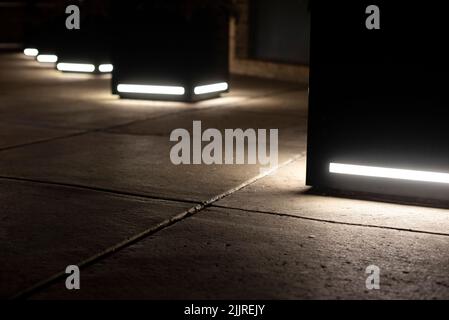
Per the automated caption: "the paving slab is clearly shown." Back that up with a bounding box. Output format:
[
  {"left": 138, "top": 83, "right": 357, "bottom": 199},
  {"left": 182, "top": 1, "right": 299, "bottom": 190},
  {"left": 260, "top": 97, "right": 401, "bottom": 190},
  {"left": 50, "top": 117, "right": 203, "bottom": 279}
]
[
  {"left": 0, "top": 122, "right": 81, "bottom": 149},
  {"left": 106, "top": 91, "right": 308, "bottom": 138},
  {"left": 0, "top": 178, "right": 194, "bottom": 298},
  {"left": 0, "top": 54, "right": 302, "bottom": 131},
  {"left": 0, "top": 131, "right": 300, "bottom": 202},
  {"left": 217, "top": 158, "right": 449, "bottom": 236},
  {"left": 0, "top": 63, "right": 189, "bottom": 131},
  {"left": 0, "top": 83, "right": 307, "bottom": 202},
  {"left": 32, "top": 207, "right": 449, "bottom": 300}
]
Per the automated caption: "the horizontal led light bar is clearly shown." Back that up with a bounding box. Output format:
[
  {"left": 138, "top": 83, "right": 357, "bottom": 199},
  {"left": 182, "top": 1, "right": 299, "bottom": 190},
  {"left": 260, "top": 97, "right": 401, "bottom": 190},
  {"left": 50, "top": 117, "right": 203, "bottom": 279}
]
[
  {"left": 194, "top": 82, "right": 228, "bottom": 95},
  {"left": 329, "top": 163, "right": 449, "bottom": 184},
  {"left": 57, "top": 62, "right": 95, "bottom": 73},
  {"left": 37, "top": 54, "right": 58, "bottom": 63},
  {"left": 117, "top": 84, "right": 185, "bottom": 96},
  {"left": 24, "top": 48, "right": 39, "bottom": 57},
  {"left": 98, "top": 64, "right": 113, "bottom": 73}
]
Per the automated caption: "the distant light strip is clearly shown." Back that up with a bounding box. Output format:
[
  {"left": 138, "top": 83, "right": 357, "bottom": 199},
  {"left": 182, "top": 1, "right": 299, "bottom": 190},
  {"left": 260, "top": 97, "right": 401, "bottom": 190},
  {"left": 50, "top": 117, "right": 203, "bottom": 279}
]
[
  {"left": 98, "top": 64, "right": 113, "bottom": 73},
  {"left": 194, "top": 82, "right": 228, "bottom": 95},
  {"left": 117, "top": 84, "right": 185, "bottom": 95},
  {"left": 57, "top": 63, "right": 95, "bottom": 73},
  {"left": 329, "top": 163, "right": 449, "bottom": 184},
  {"left": 23, "top": 48, "right": 39, "bottom": 57},
  {"left": 37, "top": 54, "right": 58, "bottom": 63}
]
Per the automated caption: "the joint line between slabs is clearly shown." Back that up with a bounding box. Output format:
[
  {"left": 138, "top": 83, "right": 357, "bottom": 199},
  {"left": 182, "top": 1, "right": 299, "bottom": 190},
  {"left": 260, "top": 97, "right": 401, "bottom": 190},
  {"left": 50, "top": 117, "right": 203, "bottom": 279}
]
[
  {"left": 9, "top": 153, "right": 304, "bottom": 300},
  {"left": 0, "top": 86, "right": 301, "bottom": 153},
  {"left": 211, "top": 205, "right": 449, "bottom": 238},
  {"left": 0, "top": 175, "right": 200, "bottom": 205}
]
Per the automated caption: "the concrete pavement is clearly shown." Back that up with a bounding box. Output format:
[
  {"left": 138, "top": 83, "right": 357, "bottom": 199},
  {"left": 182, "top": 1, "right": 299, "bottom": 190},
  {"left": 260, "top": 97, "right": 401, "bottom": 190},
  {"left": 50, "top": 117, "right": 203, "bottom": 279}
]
[{"left": 1, "top": 53, "right": 448, "bottom": 299}]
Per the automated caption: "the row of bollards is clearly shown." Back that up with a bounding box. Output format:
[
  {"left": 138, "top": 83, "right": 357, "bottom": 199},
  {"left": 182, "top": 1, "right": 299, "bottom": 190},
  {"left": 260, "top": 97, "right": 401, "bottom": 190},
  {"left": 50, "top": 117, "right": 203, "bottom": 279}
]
[{"left": 22, "top": 1, "right": 232, "bottom": 102}]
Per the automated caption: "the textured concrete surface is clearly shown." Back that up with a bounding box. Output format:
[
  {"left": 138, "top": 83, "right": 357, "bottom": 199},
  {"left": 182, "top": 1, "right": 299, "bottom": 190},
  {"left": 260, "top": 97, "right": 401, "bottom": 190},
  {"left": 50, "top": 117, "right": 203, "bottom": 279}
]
[
  {"left": 1, "top": 52, "right": 448, "bottom": 300},
  {"left": 218, "top": 158, "right": 449, "bottom": 235},
  {"left": 34, "top": 208, "right": 449, "bottom": 300},
  {"left": 0, "top": 179, "right": 194, "bottom": 298}
]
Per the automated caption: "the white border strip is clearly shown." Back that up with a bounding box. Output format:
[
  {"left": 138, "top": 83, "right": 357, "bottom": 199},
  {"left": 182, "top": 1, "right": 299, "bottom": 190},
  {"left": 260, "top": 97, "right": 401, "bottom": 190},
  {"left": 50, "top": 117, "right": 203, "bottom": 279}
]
[
  {"left": 98, "top": 64, "right": 113, "bottom": 73},
  {"left": 329, "top": 163, "right": 449, "bottom": 184},
  {"left": 117, "top": 84, "right": 185, "bottom": 96},
  {"left": 57, "top": 63, "right": 95, "bottom": 73},
  {"left": 194, "top": 82, "right": 228, "bottom": 95},
  {"left": 23, "top": 48, "right": 39, "bottom": 57},
  {"left": 37, "top": 54, "right": 58, "bottom": 63}
]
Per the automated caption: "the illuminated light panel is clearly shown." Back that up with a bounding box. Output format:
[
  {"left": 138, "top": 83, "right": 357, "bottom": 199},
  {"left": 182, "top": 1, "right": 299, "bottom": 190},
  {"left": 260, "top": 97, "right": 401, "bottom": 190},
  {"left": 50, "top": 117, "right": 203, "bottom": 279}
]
[
  {"left": 329, "top": 163, "right": 449, "bottom": 184},
  {"left": 37, "top": 54, "right": 58, "bottom": 63},
  {"left": 194, "top": 82, "right": 228, "bottom": 95},
  {"left": 117, "top": 84, "right": 185, "bottom": 96},
  {"left": 57, "top": 62, "right": 95, "bottom": 73},
  {"left": 24, "top": 48, "right": 39, "bottom": 57},
  {"left": 98, "top": 64, "right": 113, "bottom": 73}
]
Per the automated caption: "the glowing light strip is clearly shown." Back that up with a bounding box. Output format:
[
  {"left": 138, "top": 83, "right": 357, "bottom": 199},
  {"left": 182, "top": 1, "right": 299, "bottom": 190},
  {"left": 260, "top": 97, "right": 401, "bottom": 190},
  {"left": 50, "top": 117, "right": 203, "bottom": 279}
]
[
  {"left": 329, "top": 163, "right": 449, "bottom": 184},
  {"left": 24, "top": 48, "right": 39, "bottom": 57},
  {"left": 98, "top": 64, "right": 113, "bottom": 73},
  {"left": 194, "top": 82, "right": 228, "bottom": 95},
  {"left": 37, "top": 54, "right": 58, "bottom": 63},
  {"left": 117, "top": 84, "right": 185, "bottom": 96},
  {"left": 57, "top": 62, "right": 95, "bottom": 73}
]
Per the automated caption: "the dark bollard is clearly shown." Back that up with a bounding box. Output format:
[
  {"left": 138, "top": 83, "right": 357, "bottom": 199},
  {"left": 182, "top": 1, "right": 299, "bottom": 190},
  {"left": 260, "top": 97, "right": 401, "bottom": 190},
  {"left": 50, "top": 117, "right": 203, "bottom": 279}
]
[
  {"left": 307, "top": 1, "right": 449, "bottom": 206},
  {"left": 23, "top": 2, "right": 66, "bottom": 64},
  {"left": 111, "top": 0, "right": 231, "bottom": 101},
  {"left": 56, "top": 1, "right": 113, "bottom": 74}
]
